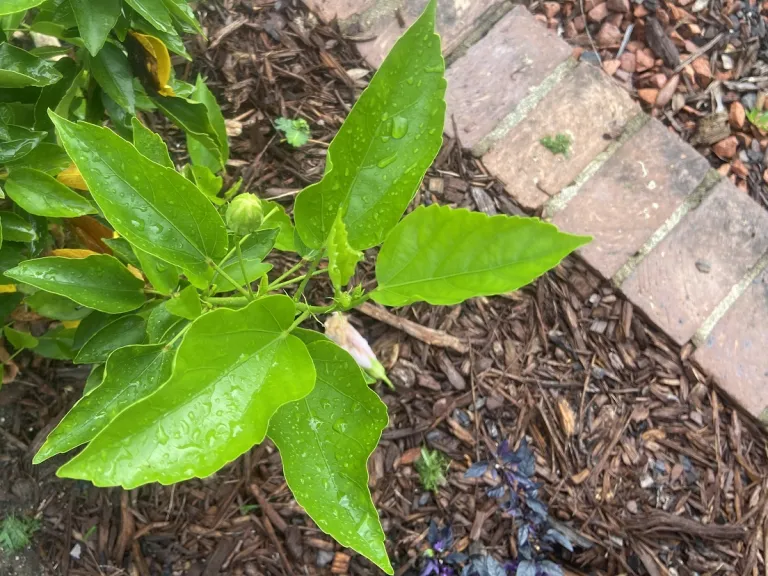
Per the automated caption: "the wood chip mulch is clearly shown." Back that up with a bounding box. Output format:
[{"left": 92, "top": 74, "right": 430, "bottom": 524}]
[{"left": 1, "top": 2, "right": 768, "bottom": 575}]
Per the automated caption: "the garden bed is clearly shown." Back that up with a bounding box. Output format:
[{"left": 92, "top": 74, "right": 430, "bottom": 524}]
[{"left": 2, "top": 1, "right": 768, "bottom": 575}]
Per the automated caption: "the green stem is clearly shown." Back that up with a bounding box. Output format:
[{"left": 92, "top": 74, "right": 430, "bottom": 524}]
[
  {"left": 144, "top": 289, "right": 170, "bottom": 298},
  {"left": 216, "top": 233, "right": 251, "bottom": 270},
  {"left": 260, "top": 206, "right": 278, "bottom": 226},
  {"left": 293, "top": 254, "right": 322, "bottom": 303},
  {"left": 204, "top": 296, "right": 250, "bottom": 308},
  {"left": 295, "top": 302, "right": 337, "bottom": 315},
  {"left": 287, "top": 310, "right": 311, "bottom": 332},
  {"left": 235, "top": 238, "right": 253, "bottom": 299},
  {"left": 165, "top": 323, "right": 191, "bottom": 349},
  {"left": 207, "top": 258, "right": 252, "bottom": 300},
  {"left": 269, "top": 269, "right": 326, "bottom": 292},
  {"left": 271, "top": 259, "right": 305, "bottom": 287}
]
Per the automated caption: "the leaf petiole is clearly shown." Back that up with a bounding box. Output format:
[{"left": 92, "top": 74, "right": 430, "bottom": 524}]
[
  {"left": 235, "top": 238, "right": 253, "bottom": 299},
  {"left": 206, "top": 258, "right": 253, "bottom": 300},
  {"left": 293, "top": 254, "right": 322, "bottom": 303},
  {"left": 269, "top": 269, "right": 326, "bottom": 292}
]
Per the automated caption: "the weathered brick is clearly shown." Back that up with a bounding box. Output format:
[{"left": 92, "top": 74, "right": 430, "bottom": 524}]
[
  {"left": 482, "top": 62, "right": 638, "bottom": 211},
  {"left": 552, "top": 118, "right": 710, "bottom": 278},
  {"left": 621, "top": 180, "right": 768, "bottom": 345},
  {"left": 444, "top": 6, "right": 572, "bottom": 154},
  {"left": 302, "top": 0, "right": 375, "bottom": 23},
  {"left": 693, "top": 269, "right": 768, "bottom": 421}
]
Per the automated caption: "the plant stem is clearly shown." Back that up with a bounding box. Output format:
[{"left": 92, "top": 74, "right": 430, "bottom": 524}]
[
  {"left": 235, "top": 238, "right": 253, "bottom": 299},
  {"left": 295, "top": 302, "right": 337, "bottom": 315},
  {"left": 293, "top": 254, "right": 322, "bottom": 303},
  {"left": 287, "top": 310, "right": 310, "bottom": 332},
  {"left": 206, "top": 258, "right": 252, "bottom": 300},
  {"left": 165, "top": 323, "right": 191, "bottom": 349},
  {"left": 144, "top": 289, "right": 170, "bottom": 298},
  {"left": 204, "top": 296, "right": 250, "bottom": 308},
  {"left": 271, "top": 260, "right": 305, "bottom": 287},
  {"left": 269, "top": 269, "right": 326, "bottom": 292},
  {"left": 260, "top": 206, "right": 278, "bottom": 226}
]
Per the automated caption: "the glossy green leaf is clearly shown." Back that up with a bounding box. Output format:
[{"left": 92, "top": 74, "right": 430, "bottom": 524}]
[
  {"left": 134, "top": 245, "right": 178, "bottom": 294},
  {"left": 294, "top": 0, "right": 445, "bottom": 250},
  {"left": 0, "top": 43, "right": 62, "bottom": 87},
  {"left": 153, "top": 95, "right": 221, "bottom": 162},
  {"left": 34, "top": 325, "right": 75, "bottom": 359},
  {"left": 165, "top": 284, "right": 200, "bottom": 320},
  {"left": 25, "top": 291, "right": 92, "bottom": 321},
  {"left": 261, "top": 200, "right": 294, "bottom": 252},
  {"left": 0, "top": 0, "right": 46, "bottom": 15},
  {"left": 84, "top": 363, "right": 105, "bottom": 395},
  {"left": 0, "top": 124, "right": 47, "bottom": 163},
  {"left": 33, "top": 56, "right": 78, "bottom": 131},
  {"left": 5, "top": 168, "right": 96, "bottom": 217},
  {"left": 5, "top": 255, "right": 146, "bottom": 313},
  {"left": 4, "top": 142, "right": 70, "bottom": 174},
  {"left": 327, "top": 215, "right": 362, "bottom": 291},
  {"left": 4, "top": 326, "right": 38, "bottom": 350},
  {"left": 187, "top": 75, "right": 228, "bottom": 172},
  {"left": 49, "top": 113, "right": 228, "bottom": 272},
  {"left": 57, "top": 295, "right": 316, "bottom": 489},
  {"left": 373, "top": 205, "right": 591, "bottom": 307},
  {"left": 125, "top": 0, "right": 173, "bottom": 33},
  {"left": 0, "top": 244, "right": 25, "bottom": 285},
  {"left": 74, "top": 314, "right": 146, "bottom": 364},
  {"left": 74, "top": 311, "right": 114, "bottom": 349},
  {"left": 35, "top": 343, "right": 175, "bottom": 463},
  {"left": 212, "top": 229, "right": 276, "bottom": 293},
  {"left": 130, "top": 15, "right": 190, "bottom": 60},
  {"left": 131, "top": 116, "right": 173, "bottom": 168},
  {"left": 0, "top": 292, "right": 23, "bottom": 320},
  {"left": 146, "top": 300, "right": 185, "bottom": 343},
  {"left": 90, "top": 43, "right": 135, "bottom": 113},
  {"left": 269, "top": 335, "right": 391, "bottom": 574},
  {"left": 162, "top": 0, "right": 202, "bottom": 34},
  {"left": 0, "top": 211, "right": 36, "bottom": 242},
  {"left": 102, "top": 237, "right": 141, "bottom": 268},
  {"left": 69, "top": 0, "right": 121, "bottom": 56},
  {"left": 186, "top": 165, "right": 223, "bottom": 204}
]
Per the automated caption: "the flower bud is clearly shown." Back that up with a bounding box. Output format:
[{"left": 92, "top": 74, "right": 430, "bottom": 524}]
[
  {"left": 226, "top": 194, "right": 263, "bottom": 236},
  {"left": 324, "top": 313, "right": 393, "bottom": 389}
]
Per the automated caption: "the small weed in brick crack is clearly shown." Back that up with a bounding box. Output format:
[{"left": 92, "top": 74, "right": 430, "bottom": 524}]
[{"left": 540, "top": 133, "right": 572, "bottom": 156}]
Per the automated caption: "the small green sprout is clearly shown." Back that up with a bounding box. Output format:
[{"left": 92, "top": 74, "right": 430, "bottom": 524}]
[
  {"left": 275, "top": 117, "right": 311, "bottom": 147},
  {"left": 746, "top": 108, "right": 768, "bottom": 131},
  {"left": 415, "top": 447, "right": 448, "bottom": 492},
  {"left": 0, "top": 515, "right": 40, "bottom": 553},
  {"left": 539, "top": 133, "right": 572, "bottom": 156}
]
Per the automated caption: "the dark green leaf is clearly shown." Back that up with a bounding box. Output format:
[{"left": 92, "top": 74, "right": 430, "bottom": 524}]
[
  {"left": 49, "top": 113, "right": 228, "bottom": 273},
  {"left": 212, "top": 229, "right": 276, "bottom": 293},
  {"left": 102, "top": 237, "right": 141, "bottom": 267},
  {"left": 130, "top": 15, "right": 190, "bottom": 59},
  {"left": 294, "top": 0, "right": 445, "bottom": 250},
  {"left": 161, "top": 0, "right": 202, "bottom": 35},
  {"left": 0, "top": 42, "right": 62, "bottom": 87},
  {"left": 269, "top": 337, "right": 391, "bottom": 574},
  {"left": 3, "top": 326, "right": 38, "bottom": 350},
  {"left": 25, "top": 291, "right": 92, "bottom": 321},
  {"left": 74, "top": 310, "right": 113, "bottom": 349},
  {"left": 0, "top": 244, "right": 25, "bottom": 285},
  {"left": 0, "top": 124, "right": 47, "bottom": 163},
  {"left": 187, "top": 75, "right": 228, "bottom": 172},
  {"left": 33, "top": 56, "right": 78, "bottom": 132},
  {"left": 153, "top": 95, "right": 221, "bottom": 168},
  {"left": 35, "top": 343, "right": 175, "bottom": 463},
  {"left": 0, "top": 211, "right": 36, "bottom": 242},
  {"left": 131, "top": 116, "right": 173, "bottom": 168},
  {"left": 74, "top": 314, "right": 146, "bottom": 364},
  {"left": 261, "top": 200, "right": 294, "bottom": 252},
  {"left": 3, "top": 142, "right": 70, "bottom": 174},
  {"left": 0, "top": 292, "right": 23, "bottom": 320},
  {"left": 5, "top": 167, "right": 96, "bottom": 217},
  {"left": 84, "top": 364, "right": 105, "bottom": 395},
  {"left": 34, "top": 325, "right": 75, "bottom": 359},
  {"left": 134, "top": 245, "right": 178, "bottom": 295},
  {"left": 165, "top": 284, "right": 200, "bottom": 320},
  {"left": 5, "top": 255, "right": 146, "bottom": 313},
  {"left": 56, "top": 295, "right": 316, "bottom": 489},
  {"left": 90, "top": 43, "right": 135, "bottom": 113},
  {"left": 69, "top": 0, "right": 121, "bottom": 56},
  {"left": 0, "top": 0, "right": 46, "bottom": 15},
  {"left": 146, "top": 300, "right": 185, "bottom": 343},
  {"left": 125, "top": 0, "right": 173, "bottom": 33},
  {"left": 373, "top": 205, "right": 591, "bottom": 307}
]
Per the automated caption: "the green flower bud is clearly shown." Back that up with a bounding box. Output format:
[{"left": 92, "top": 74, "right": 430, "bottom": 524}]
[{"left": 226, "top": 194, "right": 263, "bottom": 236}]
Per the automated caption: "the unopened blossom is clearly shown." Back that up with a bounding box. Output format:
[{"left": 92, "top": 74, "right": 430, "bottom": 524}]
[{"left": 324, "top": 313, "right": 393, "bottom": 388}]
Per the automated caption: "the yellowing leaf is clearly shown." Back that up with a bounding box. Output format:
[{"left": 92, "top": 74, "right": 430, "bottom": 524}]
[
  {"left": 127, "top": 265, "right": 145, "bottom": 281},
  {"left": 0, "top": 285, "right": 17, "bottom": 294},
  {"left": 127, "top": 31, "right": 175, "bottom": 96},
  {"left": 52, "top": 249, "right": 100, "bottom": 259},
  {"left": 62, "top": 320, "right": 81, "bottom": 329},
  {"left": 56, "top": 164, "right": 89, "bottom": 191}
]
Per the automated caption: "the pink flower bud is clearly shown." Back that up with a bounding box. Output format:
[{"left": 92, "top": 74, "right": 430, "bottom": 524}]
[{"left": 324, "top": 313, "right": 393, "bottom": 388}]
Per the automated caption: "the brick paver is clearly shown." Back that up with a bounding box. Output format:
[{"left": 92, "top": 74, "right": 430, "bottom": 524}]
[
  {"left": 551, "top": 118, "right": 710, "bottom": 278},
  {"left": 302, "top": 0, "right": 375, "bottom": 23},
  {"left": 621, "top": 180, "right": 768, "bottom": 346},
  {"left": 444, "top": 6, "right": 572, "bottom": 153},
  {"left": 693, "top": 269, "right": 768, "bottom": 420},
  {"left": 483, "top": 62, "right": 638, "bottom": 211}
]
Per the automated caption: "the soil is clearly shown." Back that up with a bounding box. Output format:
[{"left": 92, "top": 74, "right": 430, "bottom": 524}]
[{"left": 2, "top": 1, "right": 768, "bottom": 575}]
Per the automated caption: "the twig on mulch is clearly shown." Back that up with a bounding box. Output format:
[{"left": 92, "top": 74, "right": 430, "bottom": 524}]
[{"left": 672, "top": 32, "right": 725, "bottom": 75}]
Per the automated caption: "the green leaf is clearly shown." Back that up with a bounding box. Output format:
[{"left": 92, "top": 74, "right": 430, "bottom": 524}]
[
  {"left": 0, "top": 42, "right": 62, "bottom": 87},
  {"left": 130, "top": 15, "right": 190, "bottom": 60},
  {"left": 34, "top": 325, "right": 75, "bottom": 359},
  {"left": 90, "top": 43, "right": 135, "bottom": 114},
  {"left": 35, "top": 343, "right": 175, "bottom": 463},
  {"left": 0, "top": 292, "right": 23, "bottom": 321},
  {"left": 0, "top": 211, "right": 36, "bottom": 242},
  {"left": 84, "top": 363, "right": 104, "bottom": 395},
  {"left": 275, "top": 117, "right": 309, "bottom": 148},
  {"left": 372, "top": 205, "right": 591, "bottom": 307},
  {"left": 5, "top": 167, "right": 96, "bottom": 217},
  {"left": 70, "top": 0, "right": 121, "bottom": 56},
  {"left": 33, "top": 56, "right": 78, "bottom": 131},
  {"left": 0, "top": 124, "right": 47, "bottom": 163},
  {"left": 185, "top": 164, "right": 223, "bottom": 204},
  {"left": 327, "top": 215, "right": 362, "bottom": 291},
  {"left": 165, "top": 284, "right": 200, "bottom": 320},
  {"left": 25, "top": 291, "right": 92, "bottom": 321},
  {"left": 294, "top": 0, "right": 445, "bottom": 250},
  {"left": 0, "top": 0, "right": 46, "bottom": 15},
  {"left": 153, "top": 95, "right": 221, "bottom": 165},
  {"left": 49, "top": 113, "right": 228, "bottom": 272},
  {"left": 73, "top": 311, "right": 113, "bottom": 349},
  {"left": 3, "top": 142, "right": 70, "bottom": 174},
  {"left": 125, "top": 0, "right": 173, "bottom": 33},
  {"left": 161, "top": 0, "right": 202, "bottom": 35},
  {"left": 134, "top": 245, "right": 178, "bottom": 295},
  {"left": 56, "top": 295, "right": 316, "bottom": 489},
  {"left": 261, "top": 200, "right": 294, "bottom": 252},
  {"left": 102, "top": 237, "right": 141, "bottom": 268},
  {"left": 146, "top": 300, "right": 185, "bottom": 343},
  {"left": 131, "top": 116, "right": 173, "bottom": 168},
  {"left": 187, "top": 75, "right": 228, "bottom": 172},
  {"left": 5, "top": 255, "right": 146, "bottom": 313},
  {"left": 74, "top": 314, "right": 146, "bottom": 364},
  {"left": 0, "top": 244, "right": 25, "bottom": 285},
  {"left": 3, "top": 326, "right": 38, "bottom": 350},
  {"left": 269, "top": 335, "right": 391, "bottom": 574},
  {"left": 211, "top": 229, "right": 276, "bottom": 293}
]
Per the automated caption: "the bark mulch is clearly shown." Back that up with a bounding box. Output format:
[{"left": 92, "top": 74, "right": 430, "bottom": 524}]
[{"left": 2, "top": 1, "right": 768, "bottom": 575}]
